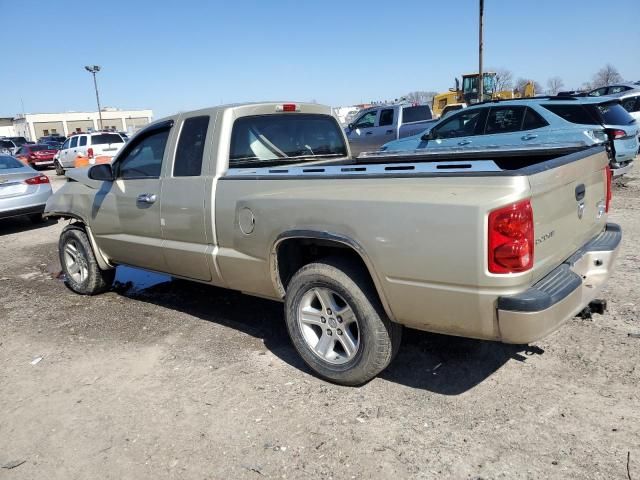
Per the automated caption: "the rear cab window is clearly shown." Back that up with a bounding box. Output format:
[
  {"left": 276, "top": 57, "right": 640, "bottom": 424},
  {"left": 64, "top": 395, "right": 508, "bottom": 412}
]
[
  {"left": 90, "top": 133, "right": 124, "bottom": 145},
  {"left": 402, "top": 105, "right": 431, "bottom": 123},
  {"left": 229, "top": 114, "right": 347, "bottom": 168}
]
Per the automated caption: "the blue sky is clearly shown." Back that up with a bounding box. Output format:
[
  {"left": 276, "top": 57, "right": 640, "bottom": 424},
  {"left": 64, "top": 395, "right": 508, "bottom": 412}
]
[{"left": 2, "top": 0, "right": 639, "bottom": 118}]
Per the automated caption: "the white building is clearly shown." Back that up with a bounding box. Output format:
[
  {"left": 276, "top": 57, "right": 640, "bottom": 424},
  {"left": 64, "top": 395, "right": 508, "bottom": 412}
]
[{"left": 11, "top": 108, "right": 153, "bottom": 141}]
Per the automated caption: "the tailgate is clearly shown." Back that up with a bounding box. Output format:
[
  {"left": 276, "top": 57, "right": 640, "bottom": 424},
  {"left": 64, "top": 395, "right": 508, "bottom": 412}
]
[{"left": 528, "top": 147, "right": 609, "bottom": 283}]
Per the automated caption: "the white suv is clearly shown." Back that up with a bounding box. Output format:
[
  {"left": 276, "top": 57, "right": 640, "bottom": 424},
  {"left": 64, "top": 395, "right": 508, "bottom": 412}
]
[{"left": 54, "top": 132, "right": 126, "bottom": 175}]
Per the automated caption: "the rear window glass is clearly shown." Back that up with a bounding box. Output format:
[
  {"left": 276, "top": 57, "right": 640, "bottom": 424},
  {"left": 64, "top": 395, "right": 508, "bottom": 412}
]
[
  {"left": 593, "top": 102, "right": 636, "bottom": 125},
  {"left": 0, "top": 155, "right": 23, "bottom": 169},
  {"left": 402, "top": 105, "right": 431, "bottom": 123},
  {"left": 91, "top": 133, "right": 124, "bottom": 145},
  {"left": 30, "top": 145, "right": 56, "bottom": 151},
  {"left": 541, "top": 104, "right": 598, "bottom": 125},
  {"left": 621, "top": 97, "right": 639, "bottom": 112},
  {"left": 229, "top": 114, "right": 347, "bottom": 168}
]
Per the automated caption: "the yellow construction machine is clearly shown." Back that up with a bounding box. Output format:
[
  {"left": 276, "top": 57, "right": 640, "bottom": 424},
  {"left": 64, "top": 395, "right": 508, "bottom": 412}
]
[{"left": 432, "top": 72, "right": 535, "bottom": 117}]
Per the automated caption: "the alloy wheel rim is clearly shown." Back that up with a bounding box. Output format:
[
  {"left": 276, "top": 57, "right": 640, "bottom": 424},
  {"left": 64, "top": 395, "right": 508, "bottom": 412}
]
[
  {"left": 297, "top": 287, "right": 360, "bottom": 365},
  {"left": 63, "top": 240, "right": 88, "bottom": 284}
]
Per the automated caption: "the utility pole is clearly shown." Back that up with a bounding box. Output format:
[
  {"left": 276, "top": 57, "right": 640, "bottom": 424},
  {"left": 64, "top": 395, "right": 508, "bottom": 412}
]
[
  {"left": 84, "top": 65, "right": 103, "bottom": 130},
  {"left": 478, "top": 0, "right": 484, "bottom": 102}
]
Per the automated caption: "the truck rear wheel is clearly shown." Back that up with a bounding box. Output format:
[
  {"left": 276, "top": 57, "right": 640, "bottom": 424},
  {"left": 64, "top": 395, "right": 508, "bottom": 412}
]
[
  {"left": 59, "top": 225, "right": 115, "bottom": 295},
  {"left": 284, "top": 257, "right": 401, "bottom": 386}
]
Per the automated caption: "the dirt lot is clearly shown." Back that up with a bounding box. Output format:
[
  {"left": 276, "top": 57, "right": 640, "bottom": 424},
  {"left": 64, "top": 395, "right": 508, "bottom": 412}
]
[{"left": 1, "top": 168, "right": 639, "bottom": 480}]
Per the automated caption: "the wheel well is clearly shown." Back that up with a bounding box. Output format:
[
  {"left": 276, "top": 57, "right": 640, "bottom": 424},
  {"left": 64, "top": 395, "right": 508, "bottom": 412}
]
[{"left": 275, "top": 237, "right": 371, "bottom": 292}]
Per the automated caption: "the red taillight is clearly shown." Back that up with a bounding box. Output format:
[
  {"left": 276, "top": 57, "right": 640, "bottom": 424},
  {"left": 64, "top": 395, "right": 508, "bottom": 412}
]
[
  {"left": 606, "top": 129, "right": 627, "bottom": 140},
  {"left": 604, "top": 166, "right": 612, "bottom": 212},
  {"left": 488, "top": 199, "right": 534, "bottom": 274},
  {"left": 87, "top": 147, "right": 94, "bottom": 158},
  {"left": 24, "top": 174, "right": 50, "bottom": 185}
]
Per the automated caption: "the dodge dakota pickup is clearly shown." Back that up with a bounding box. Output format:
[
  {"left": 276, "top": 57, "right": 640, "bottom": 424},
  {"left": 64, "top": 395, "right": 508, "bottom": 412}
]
[{"left": 45, "top": 102, "right": 621, "bottom": 385}]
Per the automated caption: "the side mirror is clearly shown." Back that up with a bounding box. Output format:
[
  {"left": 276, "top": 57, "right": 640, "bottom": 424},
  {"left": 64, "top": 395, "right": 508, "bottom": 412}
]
[
  {"left": 88, "top": 163, "right": 114, "bottom": 181},
  {"left": 347, "top": 123, "right": 355, "bottom": 130},
  {"left": 421, "top": 130, "right": 434, "bottom": 141}
]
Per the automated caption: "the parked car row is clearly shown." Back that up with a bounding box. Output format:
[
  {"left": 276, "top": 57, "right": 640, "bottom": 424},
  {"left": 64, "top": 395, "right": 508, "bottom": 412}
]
[{"left": 373, "top": 95, "right": 639, "bottom": 177}]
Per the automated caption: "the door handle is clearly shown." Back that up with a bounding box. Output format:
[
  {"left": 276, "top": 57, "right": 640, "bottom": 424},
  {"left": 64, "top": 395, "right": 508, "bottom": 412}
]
[
  {"left": 386, "top": 130, "right": 394, "bottom": 134},
  {"left": 458, "top": 140, "right": 472, "bottom": 145},
  {"left": 136, "top": 193, "right": 157, "bottom": 204},
  {"left": 365, "top": 132, "right": 373, "bottom": 135},
  {"left": 522, "top": 134, "right": 538, "bottom": 140}
]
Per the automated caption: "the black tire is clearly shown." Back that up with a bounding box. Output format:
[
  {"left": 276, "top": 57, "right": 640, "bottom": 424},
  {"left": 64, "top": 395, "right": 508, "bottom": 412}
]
[
  {"left": 59, "top": 225, "right": 115, "bottom": 295},
  {"left": 284, "top": 257, "right": 402, "bottom": 386},
  {"left": 54, "top": 161, "right": 64, "bottom": 176}
]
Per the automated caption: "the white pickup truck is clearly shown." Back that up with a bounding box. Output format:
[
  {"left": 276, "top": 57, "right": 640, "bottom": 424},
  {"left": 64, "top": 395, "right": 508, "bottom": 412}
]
[{"left": 45, "top": 102, "right": 621, "bottom": 385}]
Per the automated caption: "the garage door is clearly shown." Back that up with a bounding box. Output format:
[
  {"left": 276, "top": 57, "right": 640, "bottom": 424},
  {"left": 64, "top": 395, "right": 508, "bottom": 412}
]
[
  {"left": 125, "top": 117, "right": 150, "bottom": 132},
  {"left": 100, "top": 118, "right": 124, "bottom": 131},
  {"left": 67, "top": 120, "right": 95, "bottom": 134},
  {"left": 34, "top": 121, "right": 65, "bottom": 138}
]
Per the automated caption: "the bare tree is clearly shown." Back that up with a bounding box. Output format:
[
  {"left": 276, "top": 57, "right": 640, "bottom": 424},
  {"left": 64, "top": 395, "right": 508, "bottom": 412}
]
[
  {"left": 404, "top": 91, "right": 438, "bottom": 104},
  {"left": 591, "top": 64, "right": 623, "bottom": 88},
  {"left": 491, "top": 68, "right": 513, "bottom": 92},
  {"left": 546, "top": 76, "right": 564, "bottom": 95}
]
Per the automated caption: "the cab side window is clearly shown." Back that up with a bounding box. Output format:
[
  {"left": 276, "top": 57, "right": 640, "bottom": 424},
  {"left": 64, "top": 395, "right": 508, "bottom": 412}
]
[
  {"left": 432, "top": 109, "right": 487, "bottom": 139},
  {"left": 79, "top": 136, "right": 87, "bottom": 146},
  {"left": 485, "top": 106, "right": 526, "bottom": 134},
  {"left": 70, "top": 136, "right": 78, "bottom": 148},
  {"left": 117, "top": 128, "right": 170, "bottom": 180},
  {"left": 62, "top": 139, "right": 71, "bottom": 150},
  {"left": 378, "top": 109, "right": 394, "bottom": 127},
  {"left": 174, "top": 116, "right": 209, "bottom": 177},
  {"left": 353, "top": 111, "right": 377, "bottom": 129}
]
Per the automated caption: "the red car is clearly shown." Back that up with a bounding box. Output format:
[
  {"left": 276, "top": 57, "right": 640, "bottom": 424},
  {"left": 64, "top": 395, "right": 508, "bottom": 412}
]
[{"left": 15, "top": 144, "right": 59, "bottom": 169}]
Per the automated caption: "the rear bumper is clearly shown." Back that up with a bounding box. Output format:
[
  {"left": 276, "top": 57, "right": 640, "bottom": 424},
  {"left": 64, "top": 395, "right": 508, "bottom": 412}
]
[
  {"left": 497, "top": 223, "right": 622, "bottom": 344},
  {"left": 611, "top": 160, "right": 633, "bottom": 177}
]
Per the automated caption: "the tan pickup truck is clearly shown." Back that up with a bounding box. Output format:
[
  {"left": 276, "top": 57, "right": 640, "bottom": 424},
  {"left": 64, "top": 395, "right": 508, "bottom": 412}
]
[{"left": 45, "top": 102, "right": 622, "bottom": 385}]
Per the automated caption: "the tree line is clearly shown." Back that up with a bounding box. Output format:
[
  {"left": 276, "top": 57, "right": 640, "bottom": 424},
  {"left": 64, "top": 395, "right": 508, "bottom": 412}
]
[{"left": 403, "top": 63, "right": 626, "bottom": 102}]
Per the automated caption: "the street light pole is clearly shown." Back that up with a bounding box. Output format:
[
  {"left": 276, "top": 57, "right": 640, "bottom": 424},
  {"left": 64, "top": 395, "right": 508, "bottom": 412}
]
[
  {"left": 478, "top": 0, "right": 484, "bottom": 103},
  {"left": 84, "top": 65, "right": 103, "bottom": 131}
]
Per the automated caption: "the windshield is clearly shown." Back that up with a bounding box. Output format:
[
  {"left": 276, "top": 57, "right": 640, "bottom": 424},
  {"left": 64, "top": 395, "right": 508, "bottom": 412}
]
[
  {"left": 0, "top": 155, "right": 24, "bottom": 169},
  {"left": 91, "top": 133, "right": 124, "bottom": 145},
  {"left": 229, "top": 114, "right": 347, "bottom": 168},
  {"left": 462, "top": 74, "right": 495, "bottom": 94}
]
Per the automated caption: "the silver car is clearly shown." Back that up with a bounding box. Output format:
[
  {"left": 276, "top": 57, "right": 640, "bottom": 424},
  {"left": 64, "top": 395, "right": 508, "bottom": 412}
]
[{"left": 0, "top": 155, "right": 53, "bottom": 223}]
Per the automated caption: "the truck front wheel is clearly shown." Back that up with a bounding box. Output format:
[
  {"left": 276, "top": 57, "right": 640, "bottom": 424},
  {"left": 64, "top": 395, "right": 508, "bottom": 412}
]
[
  {"left": 59, "top": 225, "right": 115, "bottom": 295},
  {"left": 284, "top": 257, "right": 401, "bottom": 386}
]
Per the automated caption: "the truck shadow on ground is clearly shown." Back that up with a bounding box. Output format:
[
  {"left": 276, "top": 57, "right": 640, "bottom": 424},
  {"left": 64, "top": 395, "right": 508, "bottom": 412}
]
[
  {"left": 0, "top": 217, "right": 57, "bottom": 236},
  {"left": 113, "top": 267, "right": 544, "bottom": 395}
]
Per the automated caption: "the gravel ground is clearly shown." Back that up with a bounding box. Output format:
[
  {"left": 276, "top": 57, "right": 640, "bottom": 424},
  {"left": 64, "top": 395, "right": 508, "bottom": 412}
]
[{"left": 0, "top": 168, "right": 639, "bottom": 480}]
